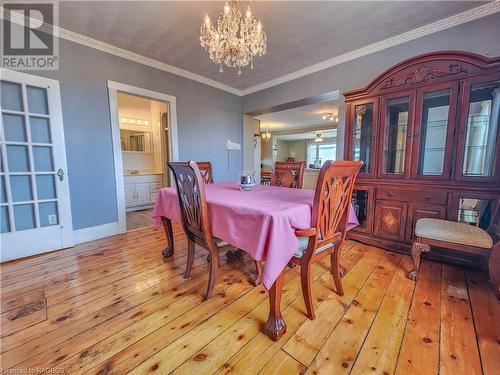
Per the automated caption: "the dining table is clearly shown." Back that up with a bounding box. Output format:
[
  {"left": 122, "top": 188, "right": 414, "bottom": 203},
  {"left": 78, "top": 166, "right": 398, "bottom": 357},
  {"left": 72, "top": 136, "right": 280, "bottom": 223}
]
[{"left": 152, "top": 182, "right": 358, "bottom": 340}]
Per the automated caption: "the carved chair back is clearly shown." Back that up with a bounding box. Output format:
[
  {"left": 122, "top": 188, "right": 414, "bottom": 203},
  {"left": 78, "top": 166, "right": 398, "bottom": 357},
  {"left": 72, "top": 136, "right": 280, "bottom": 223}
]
[
  {"left": 168, "top": 161, "right": 216, "bottom": 249},
  {"left": 310, "top": 160, "right": 364, "bottom": 251},
  {"left": 271, "top": 161, "right": 306, "bottom": 189},
  {"left": 196, "top": 161, "right": 214, "bottom": 184}
]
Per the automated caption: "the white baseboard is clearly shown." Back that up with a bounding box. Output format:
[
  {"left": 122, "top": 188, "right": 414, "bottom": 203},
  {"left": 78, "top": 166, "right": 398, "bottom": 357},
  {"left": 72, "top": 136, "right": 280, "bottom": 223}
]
[{"left": 73, "top": 221, "right": 122, "bottom": 245}]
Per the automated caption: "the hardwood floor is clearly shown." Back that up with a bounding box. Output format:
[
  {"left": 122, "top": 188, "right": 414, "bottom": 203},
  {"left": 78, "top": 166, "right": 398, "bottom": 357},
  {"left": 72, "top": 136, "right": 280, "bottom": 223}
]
[
  {"left": 126, "top": 209, "right": 154, "bottom": 231},
  {"left": 1, "top": 224, "right": 498, "bottom": 374}
]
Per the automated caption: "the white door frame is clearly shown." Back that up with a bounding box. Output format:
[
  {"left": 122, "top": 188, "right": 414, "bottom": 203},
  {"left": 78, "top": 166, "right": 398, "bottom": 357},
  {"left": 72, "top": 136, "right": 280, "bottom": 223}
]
[
  {"left": 107, "top": 81, "right": 179, "bottom": 234},
  {"left": 0, "top": 69, "right": 73, "bottom": 261}
]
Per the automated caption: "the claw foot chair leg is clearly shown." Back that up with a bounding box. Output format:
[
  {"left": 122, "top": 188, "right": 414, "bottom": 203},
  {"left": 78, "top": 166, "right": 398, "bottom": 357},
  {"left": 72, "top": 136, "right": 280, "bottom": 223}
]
[
  {"left": 408, "top": 239, "right": 431, "bottom": 281},
  {"left": 263, "top": 272, "right": 286, "bottom": 341},
  {"left": 161, "top": 217, "right": 174, "bottom": 257}
]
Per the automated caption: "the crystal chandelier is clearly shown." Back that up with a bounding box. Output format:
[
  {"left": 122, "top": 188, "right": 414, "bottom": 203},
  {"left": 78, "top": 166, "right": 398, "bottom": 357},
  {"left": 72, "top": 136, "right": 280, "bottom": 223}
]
[{"left": 200, "top": 1, "right": 267, "bottom": 74}]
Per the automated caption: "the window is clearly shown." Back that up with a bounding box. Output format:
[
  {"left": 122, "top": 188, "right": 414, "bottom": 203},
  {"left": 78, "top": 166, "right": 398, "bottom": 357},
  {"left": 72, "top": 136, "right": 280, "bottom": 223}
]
[{"left": 307, "top": 141, "right": 336, "bottom": 168}]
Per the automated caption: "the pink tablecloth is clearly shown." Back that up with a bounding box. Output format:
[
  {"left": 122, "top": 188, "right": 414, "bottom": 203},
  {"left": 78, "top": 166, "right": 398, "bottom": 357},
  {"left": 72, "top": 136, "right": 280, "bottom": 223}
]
[{"left": 152, "top": 183, "right": 358, "bottom": 289}]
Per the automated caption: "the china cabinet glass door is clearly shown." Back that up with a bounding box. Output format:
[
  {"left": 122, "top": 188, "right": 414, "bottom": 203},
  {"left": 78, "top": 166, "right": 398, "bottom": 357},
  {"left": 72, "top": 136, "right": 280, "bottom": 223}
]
[
  {"left": 350, "top": 100, "right": 377, "bottom": 176},
  {"left": 379, "top": 92, "right": 415, "bottom": 178},
  {"left": 411, "top": 83, "right": 458, "bottom": 179},
  {"left": 457, "top": 75, "right": 500, "bottom": 181}
]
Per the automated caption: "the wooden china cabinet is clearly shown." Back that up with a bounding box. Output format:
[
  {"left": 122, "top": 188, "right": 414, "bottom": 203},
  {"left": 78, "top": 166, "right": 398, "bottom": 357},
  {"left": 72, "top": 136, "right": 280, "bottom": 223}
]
[{"left": 344, "top": 51, "right": 500, "bottom": 267}]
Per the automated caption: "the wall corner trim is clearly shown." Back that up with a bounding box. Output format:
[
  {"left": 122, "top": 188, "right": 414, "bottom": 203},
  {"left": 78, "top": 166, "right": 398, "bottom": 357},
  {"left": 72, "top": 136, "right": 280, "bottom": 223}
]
[{"left": 73, "top": 222, "right": 120, "bottom": 245}]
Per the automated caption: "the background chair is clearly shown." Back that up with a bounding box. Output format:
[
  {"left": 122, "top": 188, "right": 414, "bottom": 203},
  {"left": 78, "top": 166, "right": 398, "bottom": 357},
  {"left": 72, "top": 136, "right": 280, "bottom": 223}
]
[
  {"left": 291, "top": 160, "right": 363, "bottom": 320},
  {"left": 410, "top": 206, "right": 499, "bottom": 299},
  {"left": 168, "top": 161, "right": 261, "bottom": 300},
  {"left": 271, "top": 161, "right": 305, "bottom": 189},
  {"left": 196, "top": 161, "right": 214, "bottom": 184}
]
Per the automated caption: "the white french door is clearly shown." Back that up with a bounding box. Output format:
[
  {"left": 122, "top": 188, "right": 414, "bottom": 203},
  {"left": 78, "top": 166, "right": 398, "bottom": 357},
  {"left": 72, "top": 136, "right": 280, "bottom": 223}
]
[{"left": 0, "top": 69, "right": 73, "bottom": 261}]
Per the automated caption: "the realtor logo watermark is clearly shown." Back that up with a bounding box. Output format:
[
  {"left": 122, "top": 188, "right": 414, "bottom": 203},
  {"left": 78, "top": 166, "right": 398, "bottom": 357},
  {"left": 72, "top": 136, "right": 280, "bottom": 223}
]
[{"left": 1, "top": 2, "right": 59, "bottom": 70}]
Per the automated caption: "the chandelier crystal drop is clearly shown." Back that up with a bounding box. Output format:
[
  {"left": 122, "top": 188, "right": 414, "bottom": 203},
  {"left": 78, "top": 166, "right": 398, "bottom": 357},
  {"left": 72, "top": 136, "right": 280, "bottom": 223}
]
[{"left": 200, "top": 1, "right": 267, "bottom": 74}]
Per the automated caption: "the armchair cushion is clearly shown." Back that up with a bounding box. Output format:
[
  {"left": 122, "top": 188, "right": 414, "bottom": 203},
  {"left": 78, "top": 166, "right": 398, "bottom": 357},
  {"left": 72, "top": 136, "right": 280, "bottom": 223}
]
[
  {"left": 415, "top": 218, "right": 493, "bottom": 249},
  {"left": 294, "top": 236, "right": 334, "bottom": 258}
]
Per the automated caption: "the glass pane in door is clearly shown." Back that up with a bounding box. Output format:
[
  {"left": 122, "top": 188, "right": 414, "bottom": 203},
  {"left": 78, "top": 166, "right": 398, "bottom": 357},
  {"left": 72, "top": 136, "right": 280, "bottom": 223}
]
[
  {"left": 1, "top": 206, "right": 10, "bottom": 233},
  {"left": 352, "top": 103, "right": 373, "bottom": 173},
  {"left": 462, "top": 80, "right": 500, "bottom": 177},
  {"left": 383, "top": 97, "right": 409, "bottom": 174},
  {"left": 418, "top": 89, "right": 450, "bottom": 175},
  {"left": 3, "top": 114, "right": 27, "bottom": 142},
  {"left": 30, "top": 117, "right": 51, "bottom": 143},
  {"left": 457, "top": 198, "right": 493, "bottom": 229},
  {"left": 13, "top": 204, "right": 35, "bottom": 230},
  {"left": 27, "top": 86, "right": 49, "bottom": 115},
  {"left": 351, "top": 189, "right": 369, "bottom": 228},
  {"left": 1, "top": 81, "right": 23, "bottom": 111}
]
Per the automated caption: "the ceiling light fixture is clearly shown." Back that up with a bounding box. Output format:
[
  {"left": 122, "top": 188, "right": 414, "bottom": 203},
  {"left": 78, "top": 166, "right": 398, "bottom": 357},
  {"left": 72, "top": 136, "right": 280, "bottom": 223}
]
[
  {"left": 314, "top": 134, "right": 324, "bottom": 143},
  {"left": 200, "top": 1, "right": 267, "bottom": 75},
  {"left": 322, "top": 113, "right": 338, "bottom": 122},
  {"left": 261, "top": 129, "right": 271, "bottom": 142}
]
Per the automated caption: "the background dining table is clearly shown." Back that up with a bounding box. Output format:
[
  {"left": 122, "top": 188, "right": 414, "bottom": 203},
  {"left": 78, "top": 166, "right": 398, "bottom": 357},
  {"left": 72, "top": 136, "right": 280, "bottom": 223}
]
[{"left": 152, "top": 182, "right": 358, "bottom": 340}]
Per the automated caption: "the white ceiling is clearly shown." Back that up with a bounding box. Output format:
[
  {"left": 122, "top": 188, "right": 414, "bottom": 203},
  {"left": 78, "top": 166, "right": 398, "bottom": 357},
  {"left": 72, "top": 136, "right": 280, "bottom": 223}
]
[
  {"left": 256, "top": 99, "right": 339, "bottom": 132},
  {"left": 57, "top": 1, "right": 491, "bottom": 92}
]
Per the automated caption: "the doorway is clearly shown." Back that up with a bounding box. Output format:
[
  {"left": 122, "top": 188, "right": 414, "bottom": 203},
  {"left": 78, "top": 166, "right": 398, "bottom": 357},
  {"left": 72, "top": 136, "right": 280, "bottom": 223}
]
[{"left": 107, "top": 81, "right": 178, "bottom": 233}]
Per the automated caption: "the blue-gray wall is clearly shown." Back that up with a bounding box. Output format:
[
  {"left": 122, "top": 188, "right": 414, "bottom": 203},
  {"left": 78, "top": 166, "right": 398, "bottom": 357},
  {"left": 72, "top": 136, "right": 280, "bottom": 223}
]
[{"left": 27, "top": 38, "right": 242, "bottom": 230}]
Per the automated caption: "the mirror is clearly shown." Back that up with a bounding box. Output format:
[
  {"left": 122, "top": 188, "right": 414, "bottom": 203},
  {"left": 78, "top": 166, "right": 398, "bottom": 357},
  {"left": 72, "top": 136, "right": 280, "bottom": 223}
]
[{"left": 120, "top": 129, "right": 153, "bottom": 152}]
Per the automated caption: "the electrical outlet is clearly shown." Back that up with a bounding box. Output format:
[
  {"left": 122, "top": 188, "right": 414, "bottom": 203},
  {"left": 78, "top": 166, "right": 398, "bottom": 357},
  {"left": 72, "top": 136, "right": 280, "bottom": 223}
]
[{"left": 48, "top": 214, "right": 57, "bottom": 225}]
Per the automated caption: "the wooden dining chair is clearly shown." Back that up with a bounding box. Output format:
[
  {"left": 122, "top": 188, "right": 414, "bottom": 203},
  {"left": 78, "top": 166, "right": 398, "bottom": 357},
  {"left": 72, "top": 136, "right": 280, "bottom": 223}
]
[
  {"left": 168, "top": 161, "right": 261, "bottom": 300},
  {"left": 290, "top": 160, "right": 363, "bottom": 320},
  {"left": 196, "top": 161, "right": 214, "bottom": 184},
  {"left": 271, "top": 161, "right": 305, "bottom": 189}
]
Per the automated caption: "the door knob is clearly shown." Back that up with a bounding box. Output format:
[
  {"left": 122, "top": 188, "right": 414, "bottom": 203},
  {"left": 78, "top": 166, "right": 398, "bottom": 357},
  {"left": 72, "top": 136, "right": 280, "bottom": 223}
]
[{"left": 57, "top": 168, "right": 65, "bottom": 181}]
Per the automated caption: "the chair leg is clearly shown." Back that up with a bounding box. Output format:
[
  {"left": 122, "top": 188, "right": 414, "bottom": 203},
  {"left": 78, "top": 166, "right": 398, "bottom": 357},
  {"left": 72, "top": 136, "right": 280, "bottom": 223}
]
[
  {"left": 252, "top": 261, "right": 263, "bottom": 286},
  {"left": 184, "top": 239, "right": 195, "bottom": 279},
  {"left": 331, "top": 249, "right": 344, "bottom": 296},
  {"left": 408, "top": 241, "right": 431, "bottom": 281},
  {"left": 204, "top": 248, "right": 219, "bottom": 300},
  {"left": 300, "top": 265, "right": 315, "bottom": 320}
]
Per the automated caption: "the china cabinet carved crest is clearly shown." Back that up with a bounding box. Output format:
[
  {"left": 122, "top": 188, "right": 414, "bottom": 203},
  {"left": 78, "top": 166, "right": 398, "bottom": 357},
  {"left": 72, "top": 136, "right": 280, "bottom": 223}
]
[{"left": 344, "top": 51, "right": 500, "bottom": 267}]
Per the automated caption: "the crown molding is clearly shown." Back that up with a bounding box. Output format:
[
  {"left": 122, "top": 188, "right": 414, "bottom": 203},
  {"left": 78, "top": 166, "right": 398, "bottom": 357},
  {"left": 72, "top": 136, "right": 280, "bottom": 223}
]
[
  {"left": 2, "top": 2, "right": 499, "bottom": 97},
  {"left": 240, "top": 1, "right": 500, "bottom": 96}
]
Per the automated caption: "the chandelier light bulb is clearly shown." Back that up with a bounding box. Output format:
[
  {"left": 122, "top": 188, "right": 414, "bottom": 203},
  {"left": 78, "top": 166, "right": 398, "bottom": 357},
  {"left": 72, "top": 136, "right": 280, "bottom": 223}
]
[
  {"left": 329, "top": 116, "right": 334, "bottom": 122},
  {"left": 322, "top": 115, "right": 327, "bottom": 120},
  {"left": 246, "top": 7, "right": 251, "bottom": 18},
  {"left": 205, "top": 15, "right": 210, "bottom": 24},
  {"left": 224, "top": 3, "right": 230, "bottom": 13}
]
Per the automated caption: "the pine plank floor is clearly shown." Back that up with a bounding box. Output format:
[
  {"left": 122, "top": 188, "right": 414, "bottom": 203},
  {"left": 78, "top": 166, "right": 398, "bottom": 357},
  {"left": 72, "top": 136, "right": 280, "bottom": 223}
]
[
  {"left": 126, "top": 209, "right": 154, "bottom": 231},
  {"left": 1, "top": 224, "right": 498, "bottom": 374}
]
